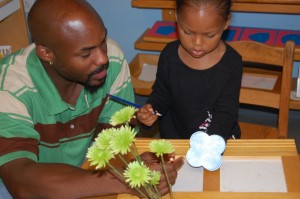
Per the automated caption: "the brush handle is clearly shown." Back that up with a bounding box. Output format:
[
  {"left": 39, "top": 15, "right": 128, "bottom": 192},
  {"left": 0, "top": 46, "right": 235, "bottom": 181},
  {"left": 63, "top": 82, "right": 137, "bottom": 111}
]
[
  {"left": 107, "top": 94, "right": 162, "bottom": 116},
  {"left": 107, "top": 94, "right": 141, "bottom": 108}
]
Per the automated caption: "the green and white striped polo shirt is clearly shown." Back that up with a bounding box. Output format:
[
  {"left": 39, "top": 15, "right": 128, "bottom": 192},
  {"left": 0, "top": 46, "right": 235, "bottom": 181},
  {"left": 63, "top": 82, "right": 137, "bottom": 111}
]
[{"left": 0, "top": 38, "right": 134, "bottom": 168}]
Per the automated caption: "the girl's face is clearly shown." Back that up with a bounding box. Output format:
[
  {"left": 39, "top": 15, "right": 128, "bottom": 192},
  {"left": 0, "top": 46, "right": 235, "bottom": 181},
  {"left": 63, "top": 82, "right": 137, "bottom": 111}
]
[{"left": 176, "top": 5, "right": 230, "bottom": 60}]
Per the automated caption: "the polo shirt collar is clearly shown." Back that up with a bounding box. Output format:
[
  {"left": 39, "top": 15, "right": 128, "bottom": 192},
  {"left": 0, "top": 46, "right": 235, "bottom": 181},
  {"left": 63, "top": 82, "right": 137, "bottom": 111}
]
[{"left": 27, "top": 49, "right": 70, "bottom": 115}]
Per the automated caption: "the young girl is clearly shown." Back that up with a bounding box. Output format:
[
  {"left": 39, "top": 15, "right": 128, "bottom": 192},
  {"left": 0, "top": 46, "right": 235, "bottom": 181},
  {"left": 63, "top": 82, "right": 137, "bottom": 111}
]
[{"left": 137, "top": 0, "right": 243, "bottom": 140}]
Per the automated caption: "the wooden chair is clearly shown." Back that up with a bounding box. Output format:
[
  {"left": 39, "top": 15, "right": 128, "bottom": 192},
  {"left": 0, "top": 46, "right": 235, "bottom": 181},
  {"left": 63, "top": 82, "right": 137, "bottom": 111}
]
[{"left": 228, "top": 40, "right": 295, "bottom": 139}]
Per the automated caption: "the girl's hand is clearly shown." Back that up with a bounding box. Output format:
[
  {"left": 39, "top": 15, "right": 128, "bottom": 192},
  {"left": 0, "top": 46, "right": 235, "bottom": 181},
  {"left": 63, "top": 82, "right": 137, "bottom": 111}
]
[{"left": 136, "top": 104, "right": 159, "bottom": 126}]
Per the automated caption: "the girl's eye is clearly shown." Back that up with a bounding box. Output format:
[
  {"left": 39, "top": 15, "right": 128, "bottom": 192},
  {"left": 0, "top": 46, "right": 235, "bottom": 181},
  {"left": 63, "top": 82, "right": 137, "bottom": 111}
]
[
  {"left": 207, "top": 34, "right": 215, "bottom": 38},
  {"left": 183, "top": 30, "right": 191, "bottom": 35}
]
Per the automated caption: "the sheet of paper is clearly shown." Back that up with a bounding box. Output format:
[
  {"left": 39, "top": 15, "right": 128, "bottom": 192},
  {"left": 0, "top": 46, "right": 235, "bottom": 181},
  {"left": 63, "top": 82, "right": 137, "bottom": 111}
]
[
  {"left": 137, "top": 63, "right": 157, "bottom": 82},
  {"left": 242, "top": 74, "right": 277, "bottom": 90},
  {"left": 220, "top": 157, "right": 287, "bottom": 192},
  {"left": 172, "top": 160, "right": 204, "bottom": 192}
]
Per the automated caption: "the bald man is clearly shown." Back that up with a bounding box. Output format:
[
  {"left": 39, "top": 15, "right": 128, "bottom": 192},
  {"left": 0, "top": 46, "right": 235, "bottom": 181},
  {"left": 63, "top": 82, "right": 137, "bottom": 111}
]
[{"left": 0, "top": 0, "right": 184, "bottom": 198}]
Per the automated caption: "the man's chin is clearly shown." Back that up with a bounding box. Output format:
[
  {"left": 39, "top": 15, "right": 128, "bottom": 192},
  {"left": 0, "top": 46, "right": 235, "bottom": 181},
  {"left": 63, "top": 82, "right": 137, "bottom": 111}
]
[{"left": 84, "top": 80, "right": 105, "bottom": 93}]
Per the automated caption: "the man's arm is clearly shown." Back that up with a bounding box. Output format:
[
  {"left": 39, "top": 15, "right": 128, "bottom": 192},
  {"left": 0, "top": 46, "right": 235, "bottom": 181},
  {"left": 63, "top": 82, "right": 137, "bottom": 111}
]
[
  {"left": 1, "top": 158, "right": 129, "bottom": 198},
  {"left": 0, "top": 154, "right": 184, "bottom": 198}
]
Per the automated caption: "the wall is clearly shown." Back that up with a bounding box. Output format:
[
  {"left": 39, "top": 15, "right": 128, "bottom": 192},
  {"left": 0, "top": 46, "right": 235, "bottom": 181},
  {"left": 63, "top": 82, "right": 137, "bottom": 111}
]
[
  {"left": 88, "top": 0, "right": 300, "bottom": 77},
  {"left": 23, "top": 0, "right": 300, "bottom": 77}
]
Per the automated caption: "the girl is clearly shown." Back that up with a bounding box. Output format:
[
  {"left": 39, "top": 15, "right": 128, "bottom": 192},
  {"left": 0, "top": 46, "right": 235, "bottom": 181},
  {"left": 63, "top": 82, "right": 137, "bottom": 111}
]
[{"left": 137, "top": 0, "right": 242, "bottom": 140}]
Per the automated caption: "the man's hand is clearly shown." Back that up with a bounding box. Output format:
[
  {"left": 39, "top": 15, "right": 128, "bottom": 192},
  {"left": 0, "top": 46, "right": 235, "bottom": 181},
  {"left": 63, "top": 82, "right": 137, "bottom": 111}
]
[{"left": 137, "top": 151, "right": 184, "bottom": 196}]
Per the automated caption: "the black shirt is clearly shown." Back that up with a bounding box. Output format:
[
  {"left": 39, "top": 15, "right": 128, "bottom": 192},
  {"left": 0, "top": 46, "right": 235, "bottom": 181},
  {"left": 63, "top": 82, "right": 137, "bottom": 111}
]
[{"left": 147, "top": 40, "right": 243, "bottom": 140}]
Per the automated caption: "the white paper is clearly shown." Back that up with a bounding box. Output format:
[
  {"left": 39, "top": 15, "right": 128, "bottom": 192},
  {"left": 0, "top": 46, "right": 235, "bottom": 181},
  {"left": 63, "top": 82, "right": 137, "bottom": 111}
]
[
  {"left": 242, "top": 74, "right": 277, "bottom": 90},
  {"left": 220, "top": 158, "right": 287, "bottom": 192},
  {"left": 137, "top": 63, "right": 157, "bottom": 82},
  {"left": 172, "top": 160, "right": 204, "bottom": 192}
]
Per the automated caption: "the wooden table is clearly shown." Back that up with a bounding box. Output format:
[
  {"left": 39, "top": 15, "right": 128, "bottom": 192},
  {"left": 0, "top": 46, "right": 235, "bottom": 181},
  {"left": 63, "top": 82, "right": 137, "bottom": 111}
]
[{"left": 82, "top": 139, "right": 300, "bottom": 199}]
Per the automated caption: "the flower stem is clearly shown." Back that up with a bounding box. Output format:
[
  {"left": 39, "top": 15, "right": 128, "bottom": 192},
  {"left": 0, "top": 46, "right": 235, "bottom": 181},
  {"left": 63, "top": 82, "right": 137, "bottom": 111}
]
[
  {"left": 144, "top": 185, "right": 161, "bottom": 199},
  {"left": 160, "top": 157, "right": 174, "bottom": 199},
  {"left": 144, "top": 185, "right": 155, "bottom": 199},
  {"left": 117, "top": 154, "right": 129, "bottom": 165},
  {"left": 152, "top": 185, "right": 161, "bottom": 199},
  {"left": 130, "top": 142, "right": 142, "bottom": 163},
  {"left": 107, "top": 162, "right": 123, "bottom": 178}
]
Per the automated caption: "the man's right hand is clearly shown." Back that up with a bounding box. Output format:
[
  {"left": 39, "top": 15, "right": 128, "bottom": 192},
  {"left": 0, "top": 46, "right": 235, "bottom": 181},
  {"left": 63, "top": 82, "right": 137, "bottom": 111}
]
[{"left": 137, "top": 152, "right": 184, "bottom": 196}]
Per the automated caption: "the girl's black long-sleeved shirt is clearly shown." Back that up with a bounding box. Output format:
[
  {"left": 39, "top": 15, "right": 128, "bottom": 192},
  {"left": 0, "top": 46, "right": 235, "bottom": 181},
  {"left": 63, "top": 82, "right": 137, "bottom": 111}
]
[{"left": 147, "top": 40, "right": 243, "bottom": 140}]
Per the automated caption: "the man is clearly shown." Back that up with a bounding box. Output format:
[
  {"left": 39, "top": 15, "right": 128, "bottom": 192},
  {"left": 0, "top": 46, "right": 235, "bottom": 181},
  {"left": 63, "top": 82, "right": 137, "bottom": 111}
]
[{"left": 0, "top": 0, "right": 184, "bottom": 198}]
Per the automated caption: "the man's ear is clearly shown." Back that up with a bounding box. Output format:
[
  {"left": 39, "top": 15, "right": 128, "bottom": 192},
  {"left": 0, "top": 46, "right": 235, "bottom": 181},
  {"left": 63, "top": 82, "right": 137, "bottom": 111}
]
[{"left": 35, "top": 45, "right": 55, "bottom": 63}]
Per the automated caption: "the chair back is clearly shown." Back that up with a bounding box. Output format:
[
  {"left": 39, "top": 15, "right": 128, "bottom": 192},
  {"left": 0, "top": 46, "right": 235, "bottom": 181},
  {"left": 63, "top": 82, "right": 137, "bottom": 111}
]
[{"left": 228, "top": 40, "right": 295, "bottom": 138}]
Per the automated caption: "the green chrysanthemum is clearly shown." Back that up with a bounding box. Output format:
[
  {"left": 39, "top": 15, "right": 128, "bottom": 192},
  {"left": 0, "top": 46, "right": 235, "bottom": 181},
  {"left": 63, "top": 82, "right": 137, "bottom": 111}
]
[
  {"left": 123, "top": 161, "right": 151, "bottom": 188},
  {"left": 150, "top": 170, "right": 161, "bottom": 185},
  {"left": 95, "top": 128, "right": 116, "bottom": 150},
  {"left": 149, "top": 139, "right": 175, "bottom": 157},
  {"left": 110, "top": 106, "right": 137, "bottom": 126},
  {"left": 109, "top": 126, "right": 136, "bottom": 155},
  {"left": 86, "top": 145, "right": 114, "bottom": 169}
]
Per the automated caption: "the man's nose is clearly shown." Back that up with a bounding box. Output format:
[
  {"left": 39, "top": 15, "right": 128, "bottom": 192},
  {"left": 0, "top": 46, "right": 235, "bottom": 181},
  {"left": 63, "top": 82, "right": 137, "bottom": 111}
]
[{"left": 93, "top": 47, "right": 108, "bottom": 66}]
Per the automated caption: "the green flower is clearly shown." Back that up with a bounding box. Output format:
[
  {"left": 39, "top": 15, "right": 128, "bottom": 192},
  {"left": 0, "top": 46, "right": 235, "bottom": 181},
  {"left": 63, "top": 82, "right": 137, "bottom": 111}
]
[
  {"left": 149, "top": 139, "right": 174, "bottom": 157},
  {"left": 109, "top": 126, "right": 136, "bottom": 155},
  {"left": 150, "top": 170, "right": 161, "bottom": 185},
  {"left": 110, "top": 106, "right": 137, "bottom": 126},
  {"left": 123, "top": 161, "right": 151, "bottom": 188},
  {"left": 86, "top": 144, "right": 114, "bottom": 169},
  {"left": 95, "top": 128, "right": 116, "bottom": 150}
]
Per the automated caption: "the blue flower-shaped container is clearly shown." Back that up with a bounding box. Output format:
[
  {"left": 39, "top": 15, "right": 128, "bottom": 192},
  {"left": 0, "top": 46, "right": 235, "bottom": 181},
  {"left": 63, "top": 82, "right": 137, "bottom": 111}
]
[{"left": 186, "top": 131, "right": 226, "bottom": 171}]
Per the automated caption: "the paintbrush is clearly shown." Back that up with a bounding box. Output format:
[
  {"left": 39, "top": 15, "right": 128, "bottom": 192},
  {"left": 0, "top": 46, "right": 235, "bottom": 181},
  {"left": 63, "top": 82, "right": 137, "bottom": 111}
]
[{"left": 107, "top": 94, "right": 162, "bottom": 116}]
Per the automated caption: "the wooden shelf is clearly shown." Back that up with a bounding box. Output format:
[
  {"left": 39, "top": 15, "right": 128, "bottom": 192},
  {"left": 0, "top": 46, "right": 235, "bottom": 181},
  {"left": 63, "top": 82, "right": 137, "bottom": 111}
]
[
  {"left": 129, "top": 52, "right": 300, "bottom": 110},
  {"left": 132, "top": 0, "right": 300, "bottom": 14},
  {"left": 129, "top": 53, "right": 159, "bottom": 96},
  {"left": 0, "top": 0, "right": 12, "bottom": 8},
  {"left": 0, "top": 0, "right": 29, "bottom": 52},
  {"left": 134, "top": 29, "right": 168, "bottom": 51},
  {"left": 131, "top": 0, "right": 300, "bottom": 111},
  {"left": 132, "top": 0, "right": 300, "bottom": 61},
  {"left": 135, "top": 29, "right": 300, "bottom": 62}
]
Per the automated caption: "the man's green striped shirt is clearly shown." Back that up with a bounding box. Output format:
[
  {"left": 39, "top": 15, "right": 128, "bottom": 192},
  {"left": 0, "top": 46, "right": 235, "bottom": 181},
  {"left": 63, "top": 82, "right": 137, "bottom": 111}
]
[{"left": 0, "top": 38, "right": 134, "bottom": 168}]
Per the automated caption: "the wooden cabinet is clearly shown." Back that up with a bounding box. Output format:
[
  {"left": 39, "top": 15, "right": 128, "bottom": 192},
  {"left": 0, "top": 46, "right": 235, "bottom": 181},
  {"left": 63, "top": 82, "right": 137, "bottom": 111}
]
[
  {"left": 0, "top": 0, "right": 30, "bottom": 53},
  {"left": 130, "top": 0, "right": 300, "bottom": 110}
]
